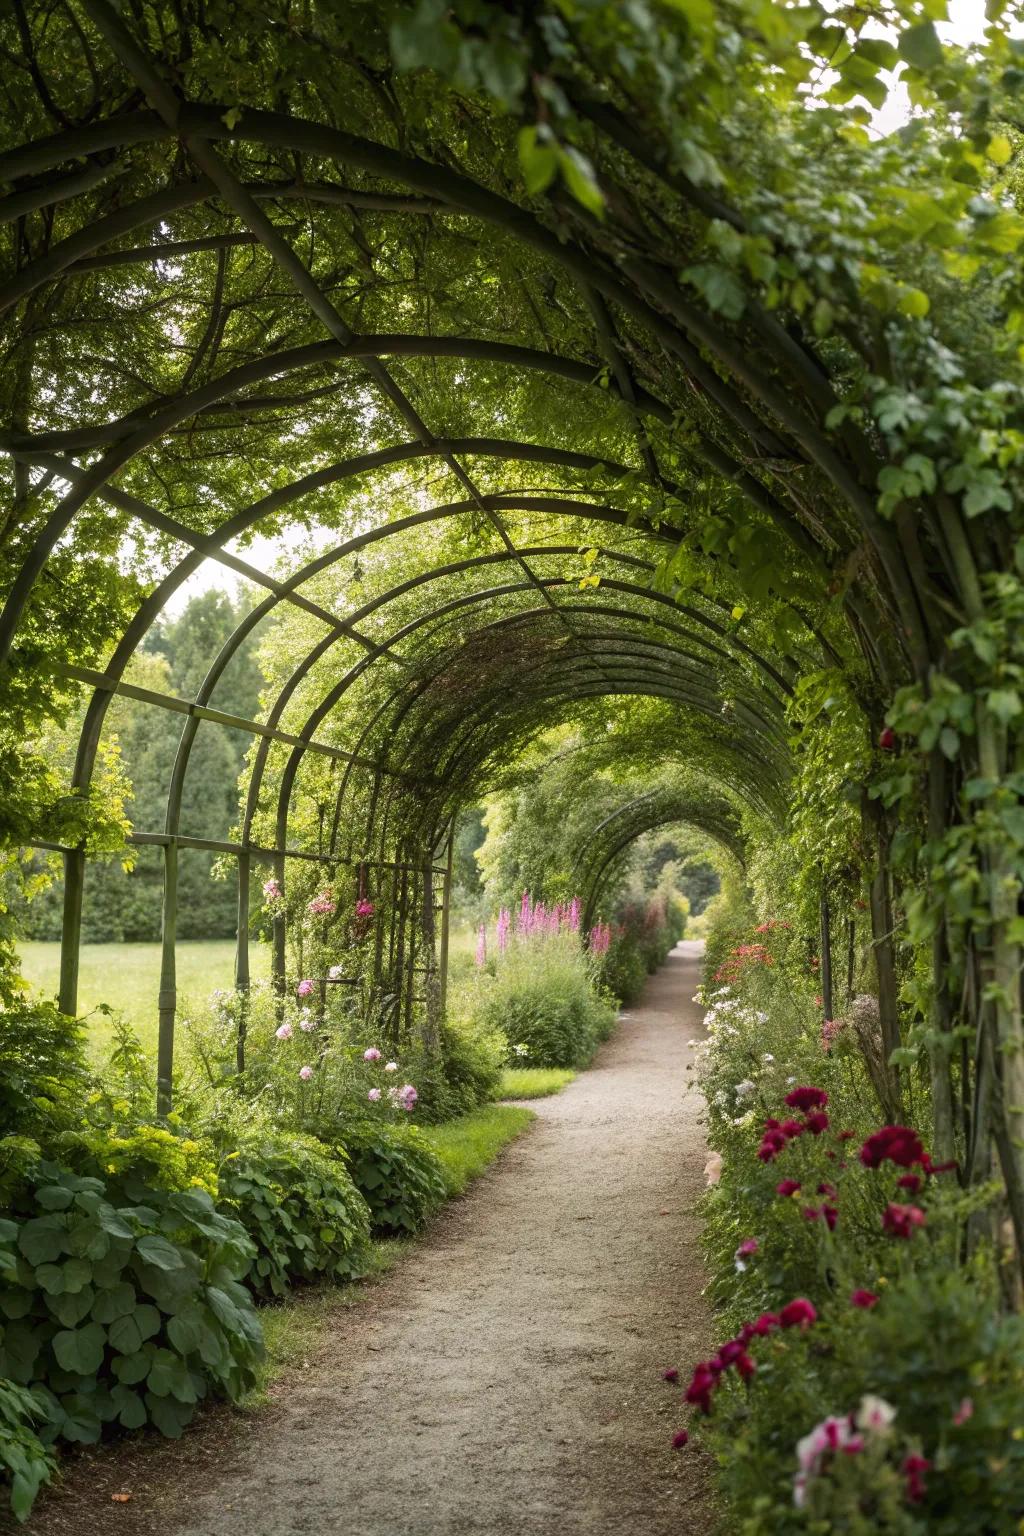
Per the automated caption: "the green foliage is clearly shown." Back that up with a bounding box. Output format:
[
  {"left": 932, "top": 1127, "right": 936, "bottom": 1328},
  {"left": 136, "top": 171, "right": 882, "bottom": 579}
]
[
  {"left": 329, "top": 1121, "right": 447, "bottom": 1236},
  {"left": 218, "top": 1133, "right": 371, "bottom": 1298},
  {"left": 0, "top": 1159, "right": 263, "bottom": 1481},
  {"left": 0, "top": 998, "right": 90, "bottom": 1161},
  {"left": 405, "top": 1018, "right": 507, "bottom": 1124},
  {"left": 471, "top": 935, "right": 615, "bottom": 1069},
  {"left": 0, "top": 1378, "right": 55, "bottom": 1525}
]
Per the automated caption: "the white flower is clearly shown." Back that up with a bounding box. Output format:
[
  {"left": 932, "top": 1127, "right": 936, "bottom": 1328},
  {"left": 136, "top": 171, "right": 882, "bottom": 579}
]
[
  {"left": 715, "top": 1090, "right": 730, "bottom": 1108},
  {"left": 786, "top": 1075, "right": 797, "bottom": 1085},
  {"left": 384, "top": 1060, "right": 398, "bottom": 1073},
  {"left": 762, "top": 1053, "right": 774, "bottom": 1063},
  {"left": 856, "top": 1395, "right": 896, "bottom": 1435},
  {"left": 328, "top": 964, "right": 343, "bottom": 980}
]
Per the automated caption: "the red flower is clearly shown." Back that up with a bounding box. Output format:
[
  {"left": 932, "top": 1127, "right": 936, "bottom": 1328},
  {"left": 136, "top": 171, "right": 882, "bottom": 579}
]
[
  {"left": 662, "top": 1367, "right": 679, "bottom": 1383},
  {"left": 860, "top": 1125, "right": 925, "bottom": 1170},
  {"left": 903, "top": 1453, "right": 930, "bottom": 1503},
  {"left": 802, "top": 1204, "right": 839, "bottom": 1229},
  {"left": 776, "top": 1179, "right": 801, "bottom": 1197},
  {"left": 802, "top": 1206, "right": 820, "bottom": 1222},
  {"left": 763, "top": 1117, "right": 782, "bottom": 1131},
  {"left": 780, "top": 1118, "right": 805, "bottom": 1139},
  {"left": 804, "top": 1111, "right": 830, "bottom": 1136},
  {"left": 816, "top": 1182, "right": 837, "bottom": 1197},
  {"left": 757, "top": 1131, "right": 787, "bottom": 1162},
  {"left": 750, "top": 1312, "right": 780, "bottom": 1336},
  {"left": 716, "top": 1339, "right": 745, "bottom": 1368},
  {"left": 735, "top": 1352, "right": 756, "bottom": 1381},
  {"left": 882, "top": 1202, "right": 926, "bottom": 1239},
  {"left": 785, "top": 1086, "right": 829, "bottom": 1112},
  {"left": 924, "top": 1157, "right": 958, "bottom": 1176},
  {"left": 879, "top": 725, "right": 897, "bottom": 751},
  {"left": 850, "top": 1289, "right": 879, "bottom": 1309},
  {"left": 671, "top": 1429, "right": 689, "bottom": 1449},
  {"left": 896, "top": 1173, "right": 921, "bottom": 1193},
  {"left": 779, "top": 1298, "right": 817, "bottom": 1330},
  {"left": 685, "top": 1364, "right": 717, "bottom": 1414}
]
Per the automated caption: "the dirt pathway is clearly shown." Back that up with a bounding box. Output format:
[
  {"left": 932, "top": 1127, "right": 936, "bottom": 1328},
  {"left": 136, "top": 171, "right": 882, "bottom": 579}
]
[{"left": 25, "top": 941, "right": 716, "bottom": 1536}]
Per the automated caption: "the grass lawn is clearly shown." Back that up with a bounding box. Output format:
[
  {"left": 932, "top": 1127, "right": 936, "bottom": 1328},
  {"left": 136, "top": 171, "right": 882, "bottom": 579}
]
[
  {"left": 421, "top": 1103, "right": 535, "bottom": 1195},
  {"left": 497, "top": 1066, "right": 576, "bottom": 1099},
  {"left": 15, "top": 939, "right": 271, "bottom": 1059}
]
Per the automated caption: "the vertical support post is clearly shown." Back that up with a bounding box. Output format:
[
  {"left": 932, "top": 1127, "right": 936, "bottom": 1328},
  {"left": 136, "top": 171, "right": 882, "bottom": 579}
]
[
  {"left": 819, "top": 875, "right": 834, "bottom": 1024},
  {"left": 422, "top": 854, "right": 441, "bottom": 1051},
  {"left": 58, "top": 846, "right": 85, "bottom": 1017},
  {"left": 271, "top": 850, "right": 286, "bottom": 997},
  {"left": 235, "top": 850, "right": 250, "bottom": 1075},
  {"left": 438, "top": 832, "right": 454, "bottom": 1019},
  {"left": 156, "top": 840, "right": 178, "bottom": 1117}
]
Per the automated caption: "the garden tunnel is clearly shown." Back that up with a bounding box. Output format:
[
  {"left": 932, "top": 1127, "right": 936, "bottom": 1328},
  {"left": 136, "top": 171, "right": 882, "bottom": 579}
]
[
  {"left": 5, "top": 0, "right": 1017, "bottom": 1243},
  {"left": 0, "top": 0, "right": 815, "bottom": 1114}
]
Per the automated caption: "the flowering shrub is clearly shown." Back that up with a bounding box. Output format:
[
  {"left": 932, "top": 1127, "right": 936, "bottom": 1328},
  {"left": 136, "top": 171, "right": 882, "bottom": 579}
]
[
  {"left": 672, "top": 899, "right": 1021, "bottom": 1533},
  {"left": 469, "top": 927, "right": 614, "bottom": 1068}
]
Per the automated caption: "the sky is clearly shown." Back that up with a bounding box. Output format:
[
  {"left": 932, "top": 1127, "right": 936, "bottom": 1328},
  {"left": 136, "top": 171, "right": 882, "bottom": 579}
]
[{"left": 162, "top": 0, "right": 995, "bottom": 616}]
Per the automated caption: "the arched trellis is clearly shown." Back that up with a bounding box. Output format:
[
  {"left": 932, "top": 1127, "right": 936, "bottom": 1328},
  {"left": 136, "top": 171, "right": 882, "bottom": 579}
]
[
  {"left": 0, "top": 0, "right": 840, "bottom": 1117},
  {"left": 571, "top": 787, "right": 746, "bottom": 934}
]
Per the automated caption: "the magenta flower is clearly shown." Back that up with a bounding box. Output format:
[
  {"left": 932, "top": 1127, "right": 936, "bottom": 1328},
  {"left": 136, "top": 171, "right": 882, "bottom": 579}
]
[
  {"left": 518, "top": 889, "right": 532, "bottom": 932},
  {"left": 475, "top": 923, "right": 487, "bottom": 968},
  {"left": 779, "top": 1298, "right": 817, "bottom": 1331},
  {"left": 882, "top": 1202, "right": 926, "bottom": 1239},
  {"left": 850, "top": 1289, "right": 878, "bottom": 1310},
  {"left": 671, "top": 1429, "right": 689, "bottom": 1450},
  {"left": 262, "top": 878, "right": 282, "bottom": 901},
  {"left": 776, "top": 1179, "right": 801, "bottom": 1197},
  {"left": 298, "top": 1065, "right": 313, "bottom": 1081},
  {"left": 275, "top": 1022, "right": 293, "bottom": 1041},
  {"left": 662, "top": 1367, "right": 679, "bottom": 1383},
  {"left": 296, "top": 979, "right": 314, "bottom": 997},
  {"left": 367, "top": 1088, "right": 382, "bottom": 1102},
  {"left": 308, "top": 891, "right": 336, "bottom": 916},
  {"left": 784, "top": 1086, "right": 829, "bottom": 1113},
  {"left": 363, "top": 1046, "right": 382, "bottom": 1062},
  {"left": 567, "top": 896, "right": 581, "bottom": 932},
  {"left": 496, "top": 907, "right": 511, "bottom": 953},
  {"left": 355, "top": 898, "right": 374, "bottom": 918},
  {"left": 398, "top": 1083, "right": 418, "bottom": 1111}
]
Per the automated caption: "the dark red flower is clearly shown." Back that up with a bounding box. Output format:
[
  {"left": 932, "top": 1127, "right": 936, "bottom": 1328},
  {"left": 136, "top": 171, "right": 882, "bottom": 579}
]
[
  {"left": 882, "top": 1202, "right": 926, "bottom": 1239},
  {"left": 903, "top": 1453, "right": 930, "bottom": 1504},
  {"left": 763, "top": 1117, "right": 782, "bottom": 1131},
  {"left": 780, "top": 1118, "right": 805, "bottom": 1139},
  {"left": 776, "top": 1179, "right": 801, "bottom": 1198},
  {"left": 860, "top": 1125, "right": 926, "bottom": 1170},
  {"left": 735, "top": 1352, "right": 756, "bottom": 1381},
  {"left": 924, "top": 1157, "right": 958, "bottom": 1176},
  {"left": 802, "top": 1206, "right": 820, "bottom": 1222},
  {"left": 879, "top": 725, "right": 897, "bottom": 751},
  {"left": 749, "top": 1312, "right": 780, "bottom": 1336},
  {"left": 822, "top": 1204, "right": 838, "bottom": 1230},
  {"left": 757, "top": 1131, "right": 787, "bottom": 1163},
  {"left": 850, "top": 1289, "right": 879, "bottom": 1309},
  {"left": 779, "top": 1298, "right": 817, "bottom": 1330},
  {"left": 671, "top": 1429, "right": 689, "bottom": 1450},
  {"left": 662, "top": 1367, "right": 679, "bottom": 1383},
  {"left": 804, "top": 1111, "right": 830, "bottom": 1136},
  {"left": 685, "top": 1364, "right": 717, "bottom": 1414},
  {"left": 785, "top": 1086, "right": 829, "bottom": 1112},
  {"left": 716, "top": 1339, "right": 745, "bottom": 1368},
  {"left": 817, "top": 1182, "right": 837, "bottom": 1197},
  {"left": 896, "top": 1173, "right": 921, "bottom": 1193}
]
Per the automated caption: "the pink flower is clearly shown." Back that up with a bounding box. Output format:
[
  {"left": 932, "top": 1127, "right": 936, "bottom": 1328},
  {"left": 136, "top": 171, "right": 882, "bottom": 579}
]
[
  {"left": 475, "top": 923, "right": 487, "bottom": 968},
  {"left": 308, "top": 891, "right": 336, "bottom": 916},
  {"left": 736, "top": 1238, "right": 759, "bottom": 1258},
  {"left": 662, "top": 1367, "right": 679, "bottom": 1383},
  {"left": 496, "top": 907, "right": 511, "bottom": 953},
  {"left": 671, "top": 1429, "right": 689, "bottom": 1450},
  {"left": 953, "top": 1397, "right": 973, "bottom": 1426},
  {"left": 367, "top": 1088, "right": 382, "bottom": 1102},
  {"left": 296, "top": 979, "right": 314, "bottom": 997},
  {"left": 298, "top": 1065, "right": 313, "bottom": 1081},
  {"left": 275, "top": 1022, "right": 293, "bottom": 1040},
  {"left": 363, "top": 1047, "right": 382, "bottom": 1062},
  {"left": 882, "top": 1202, "right": 926, "bottom": 1239},
  {"left": 850, "top": 1289, "right": 878, "bottom": 1310},
  {"left": 776, "top": 1179, "right": 801, "bottom": 1198},
  {"left": 785, "top": 1086, "right": 828, "bottom": 1112},
  {"left": 298, "top": 1012, "right": 316, "bottom": 1032},
  {"left": 398, "top": 1084, "right": 418, "bottom": 1111},
  {"left": 355, "top": 898, "right": 375, "bottom": 918},
  {"left": 779, "top": 1298, "right": 817, "bottom": 1331},
  {"left": 262, "top": 878, "right": 281, "bottom": 900}
]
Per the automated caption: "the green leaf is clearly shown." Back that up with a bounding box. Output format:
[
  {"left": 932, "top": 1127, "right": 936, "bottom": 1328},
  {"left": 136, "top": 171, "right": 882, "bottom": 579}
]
[
  {"left": 682, "top": 263, "right": 746, "bottom": 320},
  {"left": 52, "top": 1322, "right": 106, "bottom": 1376},
  {"left": 145, "top": 1391, "right": 194, "bottom": 1439},
  {"left": 57, "top": 1393, "right": 102, "bottom": 1444},
  {"left": 91, "top": 1281, "right": 137, "bottom": 1324},
  {"left": 987, "top": 688, "right": 1022, "bottom": 725},
  {"left": 34, "top": 1186, "right": 74, "bottom": 1212},
  {"left": 898, "top": 21, "right": 943, "bottom": 70},
  {"left": 135, "top": 1235, "right": 185, "bottom": 1272},
  {"left": 557, "top": 146, "right": 605, "bottom": 217},
  {"left": 147, "top": 1348, "right": 198, "bottom": 1403},
  {"left": 47, "top": 1287, "right": 95, "bottom": 1329},
  {"left": 517, "top": 126, "right": 558, "bottom": 197},
  {"left": 111, "top": 1347, "right": 153, "bottom": 1385},
  {"left": 18, "top": 1217, "right": 66, "bottom": 1266},
  {"left": 111, "top": 1383, "right": 147, "bottom": 1430}
]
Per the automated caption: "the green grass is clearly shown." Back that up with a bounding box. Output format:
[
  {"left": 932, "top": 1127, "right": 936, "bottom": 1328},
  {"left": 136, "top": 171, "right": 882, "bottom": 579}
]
[
  {"left": 15, "top": 940, "right": 271, "bottom": 1059},
  {"left": 420, "top": 1103, "right": 535, "bottom": 1194},
  {"left": 497, "top": 1066, "right": 576, "bottom": 1099}
]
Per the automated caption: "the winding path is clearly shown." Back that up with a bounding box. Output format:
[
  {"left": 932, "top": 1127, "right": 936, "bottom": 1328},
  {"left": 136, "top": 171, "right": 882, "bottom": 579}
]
[{"left": 26, "top": 941, "right": 715, "bottom": 1536}]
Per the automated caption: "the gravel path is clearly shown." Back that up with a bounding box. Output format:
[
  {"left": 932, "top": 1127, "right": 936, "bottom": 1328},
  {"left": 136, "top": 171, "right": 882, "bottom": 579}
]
[{"left": 22, "top": 940, "right": 716, "bottom": 1536}]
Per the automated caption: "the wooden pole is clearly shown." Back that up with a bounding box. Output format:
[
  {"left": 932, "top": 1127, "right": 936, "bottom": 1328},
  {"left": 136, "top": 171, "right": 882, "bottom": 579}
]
[
  {"left": 235, "top": 850, "right": 250, "bottom": 1074},
  {"left": 156, "top": 840, "right": 178, "bottom": 1116},
  {"left": 819, "top": 875, "right": 834, "bottom": 1025},
  {"left": 58, "top": 847, "right": 85, "bottom": 1017}
]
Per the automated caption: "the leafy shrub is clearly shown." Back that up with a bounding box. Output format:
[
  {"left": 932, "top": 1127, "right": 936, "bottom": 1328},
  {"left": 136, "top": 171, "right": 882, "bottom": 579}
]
[
  {"left": 0, "top": 1159, "right": 263, "bottom": 1463},
  {"left": 406, "top": 1019, "right": 506, "bottom": 1124},
  {"left": 472, "top": 935, "right": 614, "bottom": 1068},
  {"left": 0, "top": 999, "right": 90, "bottom": 1143},
  {"left": 218, "top": 1132, "right": 371, "bottom": 1297},
  {"left": 59, "top": 1123, "right": 218, "bottom": 1198},
  {"left": 0, "top": 1378, "right": 55, "bottom": 1524},
  {"left": 331, "top": 1120, "right": 446, "bottom": 1234}
]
